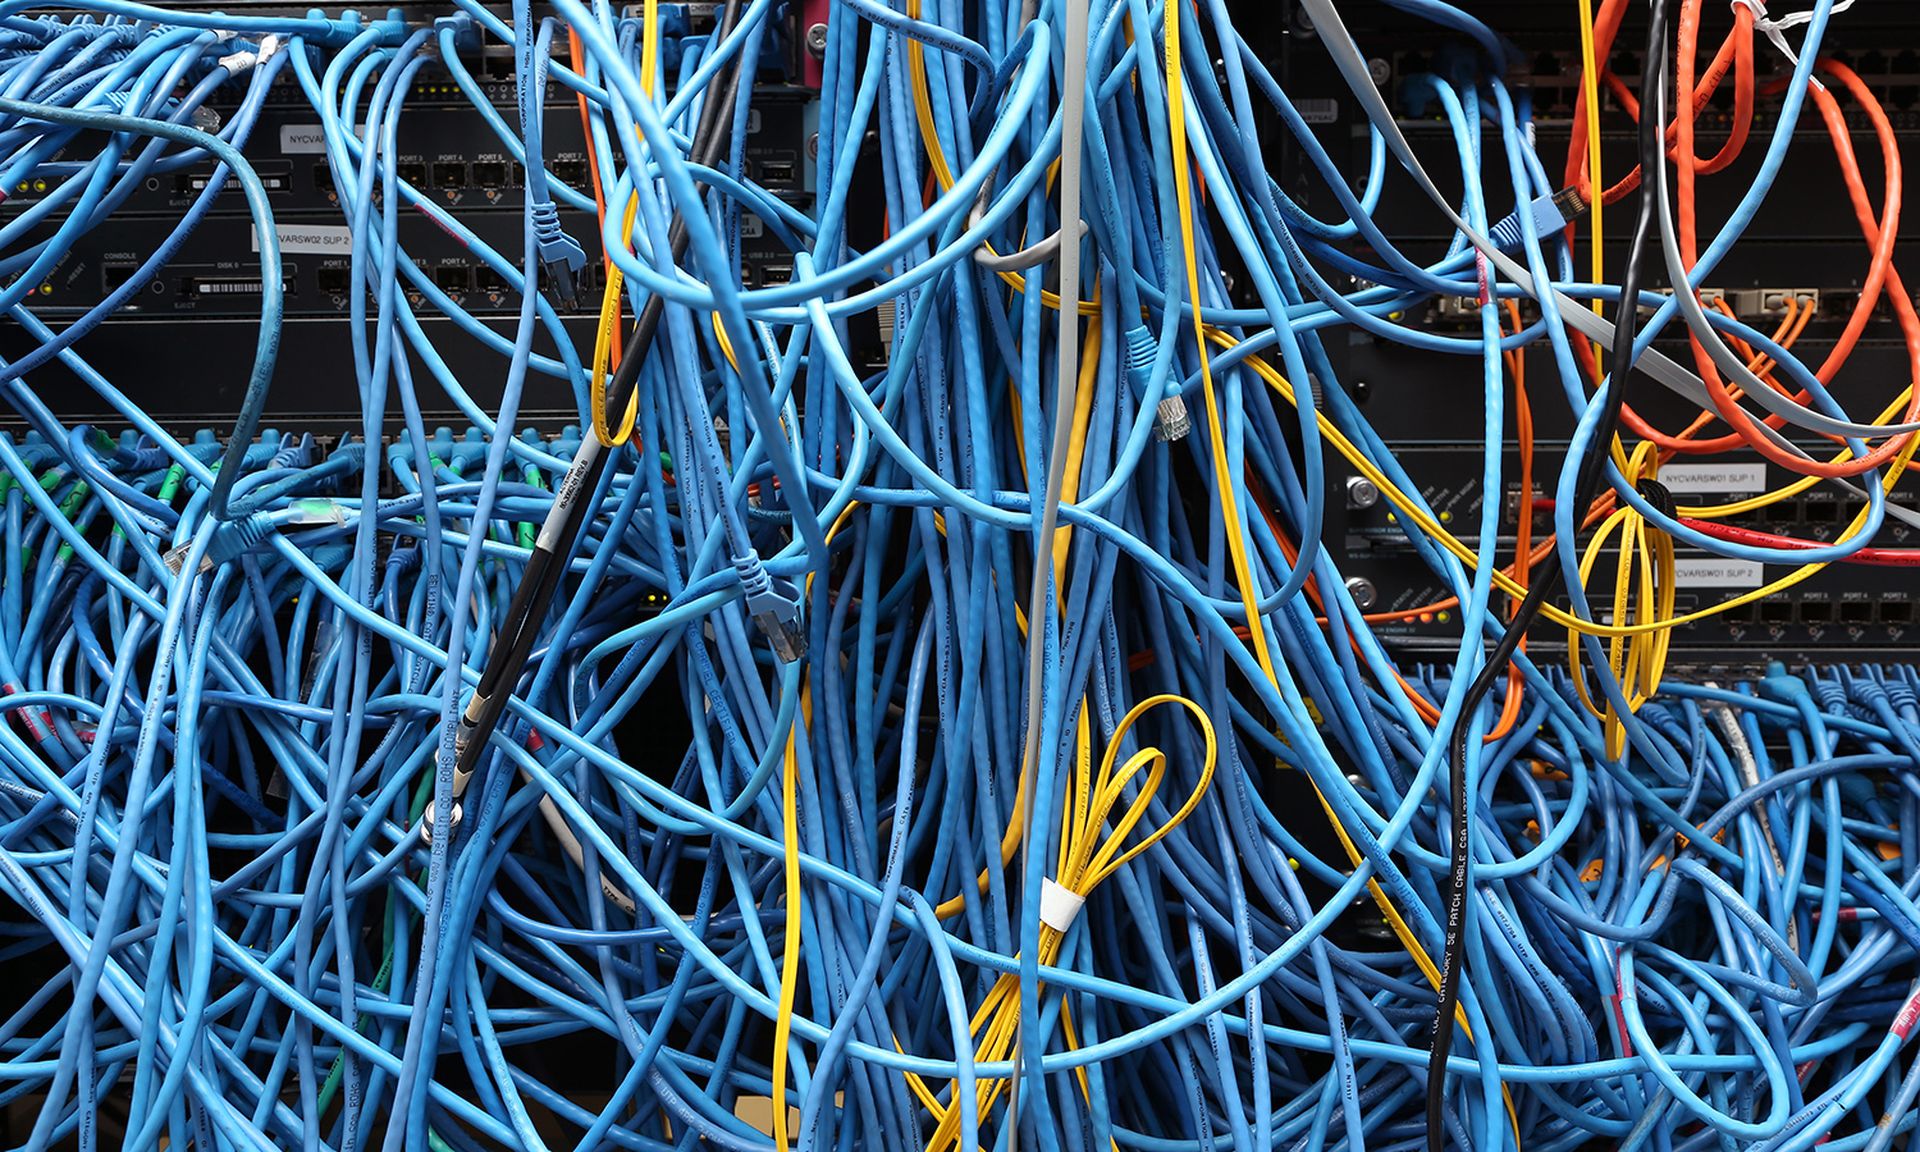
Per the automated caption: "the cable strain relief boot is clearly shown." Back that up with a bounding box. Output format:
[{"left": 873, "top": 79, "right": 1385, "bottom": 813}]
[
  {"left": 735, "top": 553, "right": 806, "bottom": 663},
  {"left": 1879, "top": 666, "right": 1919, "bottom": 717},
  {"left": 530, "top": 199, "right": 585, "bottom": 310}
]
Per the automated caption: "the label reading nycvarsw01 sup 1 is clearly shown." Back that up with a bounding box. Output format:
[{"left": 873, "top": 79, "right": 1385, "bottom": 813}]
[
  {"left": 253, "top": 224, "right": 353, "bottom": 256},
  {"left": 1673, "top": 559, "right": 1765, "bottom": 589},
  {"left": 1656, "top": 463, "right": 1768, "bottom": 495}
]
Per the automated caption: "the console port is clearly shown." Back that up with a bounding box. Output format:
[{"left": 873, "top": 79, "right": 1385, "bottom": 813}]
[
  {"left": 758, "top": 159, "right": 797, "bottom": 187},
  {"left": 472, "top": 161, "right": 508, "bottom": 189},
  {"left": 101, "top": 262, "right": 143, "bottom": 294},
  {"left": 1841, "top": 599, "right": 1876, "bottom": 625},
  {"left": 550, "top": 157, "right": 588, "bottom": 188},
  {"left": 432, "top": 265, "right": 470, "bottom": 293},
  {"left": 433, "top": 162, "right": 466, "bottom": 191},
  {"left": 1759, "top": 598, "right": 1795, "bottom": 626},
  {"left": 397, "top": 162, "right": 427, "bottom": 188},
  {"left": 317, "top": 265, "right": 352, "bottom": 295},
  {"left": 1800, "top": 599, "right": 1834, "bottom": 626}
]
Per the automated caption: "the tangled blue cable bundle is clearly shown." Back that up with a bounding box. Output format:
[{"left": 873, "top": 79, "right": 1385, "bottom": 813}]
[{"left": 3, "top": 0, "right": 1920, "bottom": 1149}]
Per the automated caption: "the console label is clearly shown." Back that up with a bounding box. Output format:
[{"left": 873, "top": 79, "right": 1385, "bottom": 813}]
[{"left": 1673, "top": 559, "right": 1765, "bottom": 589}]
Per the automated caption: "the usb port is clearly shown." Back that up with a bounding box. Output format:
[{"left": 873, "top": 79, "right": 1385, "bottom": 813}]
[
  {"left": 759, "top": 264, "right": 793, "bottom": 286},
  {"left": 472, "top": 161, "right": 508, "bottom": 189},
  {"left": 1841, "top": 600, "right": 1876, "bottom": 625},
  {"left": 432, "top": 265, "right": 470, "bottom": 293},
  {"left": 758, "top": 159, "right": 797, "bottom": 186},
  {"left": 433, "top": 162, "right": 466, "bottom": 191}
]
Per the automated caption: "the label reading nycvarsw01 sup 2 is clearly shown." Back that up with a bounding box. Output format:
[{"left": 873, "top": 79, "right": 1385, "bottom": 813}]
[{"left": 1672, "top": 559, "right": 1765, "bottom": 589}]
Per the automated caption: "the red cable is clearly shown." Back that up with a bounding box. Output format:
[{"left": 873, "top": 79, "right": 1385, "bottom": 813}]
[{"left": 1679, "top": 518, "right": 1920, "bottom": 567}]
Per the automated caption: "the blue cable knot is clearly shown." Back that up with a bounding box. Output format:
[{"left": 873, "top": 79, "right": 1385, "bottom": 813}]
[
  {"left": 530, "top": 199, "right": 586, "bottom": 310},
  {"left": 734, "top": 551, "right": 806, "bottom": 663}
]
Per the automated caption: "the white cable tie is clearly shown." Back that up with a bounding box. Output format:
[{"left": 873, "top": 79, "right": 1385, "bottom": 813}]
[
  {"left": 1038, "top": 878, "right": 1085, "bottom": 932},
  {"left": 1737, "top": 0, "right": 1854, "bottom": 74}
]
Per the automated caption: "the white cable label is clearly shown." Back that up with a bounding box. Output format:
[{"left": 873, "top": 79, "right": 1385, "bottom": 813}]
[
  {"left": 1657, "top": 463, "right": 1767, "bottom": 495},
  {"left": 1039, "top": 878, "right": 1085, "bottom": 932},
  {"left": 1673, "top": 559, "right": 1766, "bottom": 589},
  {"left": 256, "top": 223, "right": 353, "bottom": 255}
]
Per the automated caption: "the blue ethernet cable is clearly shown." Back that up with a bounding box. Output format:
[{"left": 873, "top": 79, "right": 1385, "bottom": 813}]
[{"left": 1, "top": 3, "right": 1919, "bottom": 1152}]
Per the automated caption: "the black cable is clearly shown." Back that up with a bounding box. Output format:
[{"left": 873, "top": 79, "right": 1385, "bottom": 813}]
[
  {"left": 1422, "top": 3, "right": 1672, "bottom": 1144},
  {"left": 445, "top": 0, "right": 747, "bottom": 805}
]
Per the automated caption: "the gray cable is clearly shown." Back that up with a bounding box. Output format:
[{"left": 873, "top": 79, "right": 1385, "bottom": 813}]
[{"left": 1012, "top": 0, "right": 1090, "bottom": 1143}]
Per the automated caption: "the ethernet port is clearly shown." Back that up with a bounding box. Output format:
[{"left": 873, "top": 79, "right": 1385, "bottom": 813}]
[
  {"left": 1800, "top": 599, "right": 1834, "bottom": 626},
  {"left": 1808, "top": 500, "right": 1846, "bottom": 523},
  {"left": 397, "top": 162, "right": 427, "bottom": 188},
  {"left": 476, "top": 264, "right": 508, "bottom": 294},
  {"left": 1841, "top": 600, "right": 1876, "bottom": 626},
  {"left": 432, "top": 265, "right": 470, "bottom": 293},
  {"left": 1530, "top": 52, "right": 1561, "bottom": 77},
  {"left": 433, "top": 162, "right": 466, "bottom": 191},
  {"left": 1884, "top": 601, "right": 1915, "bottom": 626},
  {"left": 471, "top": 161, "right": 508, "bottom": 189},
  {"left": 1762, "top": 500, "right": 1798, "bottom": 525},
  {"left": 1759, "top": 598, "right": 1795, "bottom": 626},
  {"left": 1859, "top": 50, "right": 1889, "bottom": 76},
  {"left": 317, "top": 265, "right": 352, "bottom": 295},
  {"left": 101, "top": 262, "right": 144, "bottom": 294},
  {"left": 312, "top": 162, "right": 334, "bottom": 193},
  {"left": 550, "top": 157, "right": 587, "bottom": 188}
]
